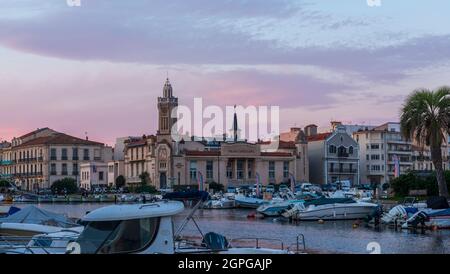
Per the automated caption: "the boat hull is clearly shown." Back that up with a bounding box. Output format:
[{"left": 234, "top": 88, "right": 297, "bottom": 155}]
[{"left": 293, "top": 203, "right": 377, "bottom": 220}]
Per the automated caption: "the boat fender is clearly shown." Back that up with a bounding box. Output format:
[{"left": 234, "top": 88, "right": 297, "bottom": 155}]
[{"left": 318, "top": 219, "right": 324, "bottom": 224}]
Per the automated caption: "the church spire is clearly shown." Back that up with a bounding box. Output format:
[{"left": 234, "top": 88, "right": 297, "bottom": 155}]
[
  {"left": 233, "top": 105, "right": 238, "bottom": 142},
  {"left": 163, "top": 77, "right": 173, "bottom": 98}
]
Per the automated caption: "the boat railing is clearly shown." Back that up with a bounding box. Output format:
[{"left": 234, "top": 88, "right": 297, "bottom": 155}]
[
  {"left": 286, "top": 233, "right": 306, "bottom": 253},
  {"left": 0, "top": 235, "right": 76, "bottom": 254},
  {"left": 229, "top": 237, "right": 284, "bottom": 250}
]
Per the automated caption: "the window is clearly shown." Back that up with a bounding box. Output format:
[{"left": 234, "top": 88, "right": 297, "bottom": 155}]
[
  {"left": 268, "top": 161, "right": 275, "bottom": 179},
  {"left": 349, "top": 163, "right": 354, "bottom": 172},
  {"left": 371, "top": 154, "right": 380, "bottom": 160},
  {"left": 99, "top": 171, "right": 104, "bottom": 181},
  {"left": 330, "top": 163, "right": 335, "bottom": 172},
  {"left": 366, "top": 154, "right": 369, "bottom": 160},
  {"left": 61, "top": 148, "right": 68, "bottom": 160},
  {"left": 73, "top": 163, "right": 78, "bottom": 176},
  {"left": 84, "top": 149, "right": 90, "bottom": 160},
  {"left": 50, "top": 148, "right": 57, "bottom": 160},
  {"left": 76, "top": 218, "right": 160, "bottom": 254},
  {"left": 348, "top": 146, "right": 354, "bottom": 154},
  {"left": 283, "top": 161, "right": 289, "bottom": 178},
  {"left": 226, "top": 161, "right": 233, "bottom": 179},
  {"left": 62, "top": 163, "right": 68, "bottom": 175},
  {"left": 50, "top": 163, "right": 57, "bottom": 175},
  {"left": 328, "top": 145, "right": 337, "bottom": 154},
  {"left": 236, "top": 160, "right": 244, "bottom": 179},
  {"left": 206, "top": 160, "right": 213, "bottom": 179},
  {"left": 73, "top": 148, "right": 79, "bottom": 160},
  {"left": 371, "top": 165, "right": 381, "bottom": 171},
  {"left": 247, "top": 160, "right": 253, "bottom": 178},
  {"left": 337, "top": 146, "right": 348, "bottom": 157},
  {"left": 371, "top": 144, "right": 380, "bottom": 150},
  {"left": 189, "top": 161, "right": 197, "bottom": 180}
]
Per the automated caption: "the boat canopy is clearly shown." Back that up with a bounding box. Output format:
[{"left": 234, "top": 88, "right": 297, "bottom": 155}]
[
  {"left": 82, "top": 201, "right": 184, "bottom": 222},
  {"left": 163, "top": 190, "right": 209, "bottom": 202},
  {"left": 0, "top": 205, "right": 78, "bottom": 228}
]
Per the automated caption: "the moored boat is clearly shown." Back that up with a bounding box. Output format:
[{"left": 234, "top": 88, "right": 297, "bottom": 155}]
[
  {"left": 0, "top": 205, "right": 83, "bottom": 237},
  {"left": 282, "top": 197, "right": 379, "bottom": 220},
  {"left": 234, "top": 195, "right": 268, "bottom": 209},
  {"left": 66, "top": 191, "right": 302, "bottom": 254}
]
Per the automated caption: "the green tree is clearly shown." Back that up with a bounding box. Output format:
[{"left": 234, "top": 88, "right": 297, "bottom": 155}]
[
  {"left": 0, "top": 180, "right": 10, "bottom": 187},
  {"left": 139, "top": 172, "right": 151, "bottom": 188},
  {"left": 51, "top": 178, "right": 78, "bottom": 195},
  {"left": 208, "top": 182, "right": 224, "bottom": 192},
  {"left": 115, "top": 175, "right": 126, "bottom": 189},
  {"left": 400, "top": 87, "right": 450, "bottom": 197}
]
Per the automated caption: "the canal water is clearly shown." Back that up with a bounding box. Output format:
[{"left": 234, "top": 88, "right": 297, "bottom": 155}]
[{"left": 8, "top": 203, "right": 450, "bottom": 254}]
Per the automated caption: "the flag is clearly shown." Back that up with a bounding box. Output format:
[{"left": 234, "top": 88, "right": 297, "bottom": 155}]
[
  {"left": 197, "top": 171, "right": 204, "bottom": 191},
  {"left": 255, "top": 172, "right": 260, "bottom": 196},
  {"left": 393, "top": 154, "right": 400, "bottom": 178},
  {"left": 289, "top": 173, "right": 296, "bottom": 192}
]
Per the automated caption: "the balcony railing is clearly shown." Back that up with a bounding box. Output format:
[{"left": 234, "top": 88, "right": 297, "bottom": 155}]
[
  {"left": 328, "top": 168, "right": 358, "bottom": 173},
  {"left": 72, "top": 156, "right": 79, "bottom": 161},
  {"left": 50, "top": 156, "right": 57, "bottom": 161},
  {"left": 61, "top": 156, "right": 68, "bottom": 160}
]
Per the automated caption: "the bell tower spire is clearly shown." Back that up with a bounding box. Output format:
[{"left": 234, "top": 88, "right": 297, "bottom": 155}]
[{"left": 158, "top": 77, "right": 178, "bottom": 137}]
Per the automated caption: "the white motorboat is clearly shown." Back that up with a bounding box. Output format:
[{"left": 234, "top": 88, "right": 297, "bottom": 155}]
[
  {"left": 234, "top": 195, "right": 268, "bottom": 209},
  {"left": 0, "top": 205, "right": 83, "bottom": 236},
  {"left": 257, "top": 199, "right": 304, "bottom": 217},
  {"left": 67, "top": 191, "right": 303, "bottom": 254},
  {"left": 282, "top": 197, "right": 378, "bottom": 220},
  {"left": 0, "top": 229, "right": 81, "bottom": 254},
  {"left": 204, "top": 197, "right": 235, "bottom": 209}
]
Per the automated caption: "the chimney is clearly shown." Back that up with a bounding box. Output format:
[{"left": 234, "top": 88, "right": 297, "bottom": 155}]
[
  {"left": 304, "top": 124, "right": 318, "bottom": 137},
  {"left": 331, "top": 121, "right": 342, "bottom": 131}
]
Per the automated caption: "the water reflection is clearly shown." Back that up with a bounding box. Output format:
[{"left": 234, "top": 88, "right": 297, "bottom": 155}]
[{"left": 9, "top": 203, "right": 450, "bottom": 254}]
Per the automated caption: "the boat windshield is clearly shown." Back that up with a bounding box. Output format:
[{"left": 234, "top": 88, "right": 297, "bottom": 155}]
[{"left": 76, "top": 217, "right": 160, "bottom": 254}]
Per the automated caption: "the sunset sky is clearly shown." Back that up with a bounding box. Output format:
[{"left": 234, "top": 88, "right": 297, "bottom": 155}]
[{"left": 1, "top": 0, "right": 450, "bottom": 145}]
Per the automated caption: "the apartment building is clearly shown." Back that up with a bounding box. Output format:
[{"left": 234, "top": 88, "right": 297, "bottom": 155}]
[
  {"left": 354, "top": 122, "right": 413, "bottom": 185},
  {"left": 0, "top": 128, "right": 112, "bottom": 190},
  {"left": 355, "top": 122, "right": 449, "bottom": 185},
  {"left": 80, "top": 162, "right": 108, "bottom": 190},
  {"left": 307, "top": 124, "right": 360, "bottom": 185}
]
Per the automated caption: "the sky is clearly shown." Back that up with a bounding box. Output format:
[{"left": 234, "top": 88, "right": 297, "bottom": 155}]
[{"left": 1, "top": 0, "right": 450, "bottom": 145}]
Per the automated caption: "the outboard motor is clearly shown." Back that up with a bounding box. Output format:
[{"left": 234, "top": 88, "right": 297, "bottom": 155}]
[
  {"left": 381, "top": 205, "right": 408, "bottom": 224},
  {"left": 402, "top": 211, "right": 429, "bottom": 229},
  {"left": 366, "top": 205, "right": 383, "bottom": 224}
]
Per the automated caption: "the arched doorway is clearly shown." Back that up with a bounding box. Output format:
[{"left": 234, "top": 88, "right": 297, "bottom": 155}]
[{"left": 160, "top": 172, "right": 167, "bottom": 189}]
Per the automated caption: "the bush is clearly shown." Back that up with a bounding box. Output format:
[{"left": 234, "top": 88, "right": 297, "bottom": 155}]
[
  {"left": 207, "top": 182, "right": 224, "bottom": 192},
  {"left": 173, "top": 184, "right": 199, "bottom": 192},
  {"left": 115, "top": 175, "right": 126, "bottom": 189},
  {"left": 391, "top": 171, "right": 450, "bottom": 197},
  {"left": 51, "top": 178, "right": 78, "bottom": 195},
  {"left": 135, "top": 185, "right": 157, "bottom": 194},
  {"left": 0, "top": 180, "right": 10, "bottom": 187}
]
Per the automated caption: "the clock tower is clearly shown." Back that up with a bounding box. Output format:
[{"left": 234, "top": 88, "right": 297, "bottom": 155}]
[{"left": 157, "top": 78, "right": 178, "bottom": 139}]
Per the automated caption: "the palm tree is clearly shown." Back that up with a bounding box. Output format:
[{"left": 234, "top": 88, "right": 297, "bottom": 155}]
[{"left": 400, "top": 87, "right": 450, "bottom": 198}]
